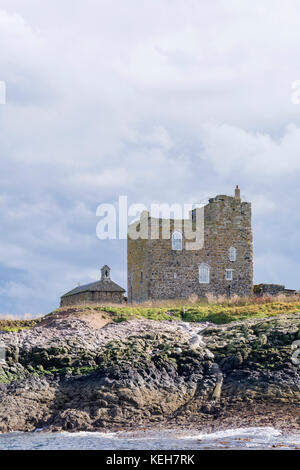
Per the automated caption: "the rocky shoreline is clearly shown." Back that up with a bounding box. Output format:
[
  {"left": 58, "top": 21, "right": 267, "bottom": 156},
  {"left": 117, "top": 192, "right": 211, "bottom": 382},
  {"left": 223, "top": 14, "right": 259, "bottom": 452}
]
[{"left": 0, "top": 311, "right": 300, "bottom": 433}]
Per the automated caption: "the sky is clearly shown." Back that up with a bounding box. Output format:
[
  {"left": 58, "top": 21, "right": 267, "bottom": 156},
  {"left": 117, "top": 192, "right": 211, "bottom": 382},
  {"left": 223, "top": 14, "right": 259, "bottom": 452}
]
[{"left": 0, "top": 0, "right": 300, "bottom": 316}]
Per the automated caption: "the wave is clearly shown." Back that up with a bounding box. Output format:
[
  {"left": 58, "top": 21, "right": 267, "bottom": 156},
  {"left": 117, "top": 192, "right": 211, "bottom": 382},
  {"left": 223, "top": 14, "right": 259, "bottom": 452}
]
[{"left": 1, "top": 427, "right": 300, "bottom": 450}]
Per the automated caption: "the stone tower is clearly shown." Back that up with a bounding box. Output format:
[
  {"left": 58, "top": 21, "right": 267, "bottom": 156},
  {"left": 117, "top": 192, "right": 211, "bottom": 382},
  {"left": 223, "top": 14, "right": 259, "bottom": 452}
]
[{"left": 127, "top": 187, "right": 253, "bottom": 302}]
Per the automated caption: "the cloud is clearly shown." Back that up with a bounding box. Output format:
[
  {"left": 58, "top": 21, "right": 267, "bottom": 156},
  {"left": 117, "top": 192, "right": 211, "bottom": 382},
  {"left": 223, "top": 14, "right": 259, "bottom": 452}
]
[
  {"left": 70, "top": 168, "right": 134, "bottom": 190},
  {"left": 200, "top": 123, "right": 300, "bottom": 179},
  {"left": 249, "top": 194, "right": 276, "bottom": 216},
  {"left": 0, "top": 1, "right": 299, "bottom": 314}
]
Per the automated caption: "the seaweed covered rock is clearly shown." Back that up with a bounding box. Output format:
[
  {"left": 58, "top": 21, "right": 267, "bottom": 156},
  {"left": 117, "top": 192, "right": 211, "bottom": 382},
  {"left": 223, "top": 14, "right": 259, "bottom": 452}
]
[{"left": 0, "top": 313, "right": 300, "bottom": 432}]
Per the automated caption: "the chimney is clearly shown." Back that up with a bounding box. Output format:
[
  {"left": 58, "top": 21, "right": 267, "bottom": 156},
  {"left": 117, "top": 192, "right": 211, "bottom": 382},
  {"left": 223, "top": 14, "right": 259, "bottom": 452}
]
[{"left": 234, "top": 185, "right": 241, "bottom": 202}]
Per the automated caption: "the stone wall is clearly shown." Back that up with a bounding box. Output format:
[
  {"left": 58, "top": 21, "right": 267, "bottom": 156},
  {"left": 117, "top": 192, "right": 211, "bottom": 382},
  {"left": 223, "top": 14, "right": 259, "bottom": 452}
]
[
  {"left": 128, "top": 193, "right": 253, "bottom": 302},
  {"left": 60, "top": 290, "right": 124, "bottom": 307},
  {"left": 254, "top": 284, "right": 297, "bottom": 297}
]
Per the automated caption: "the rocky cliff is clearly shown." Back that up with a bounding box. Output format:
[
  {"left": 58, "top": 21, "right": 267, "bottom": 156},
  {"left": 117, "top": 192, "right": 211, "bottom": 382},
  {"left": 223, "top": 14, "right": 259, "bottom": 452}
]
[{"left": 1, "top": 311, "right": 300, "bottom": 433}]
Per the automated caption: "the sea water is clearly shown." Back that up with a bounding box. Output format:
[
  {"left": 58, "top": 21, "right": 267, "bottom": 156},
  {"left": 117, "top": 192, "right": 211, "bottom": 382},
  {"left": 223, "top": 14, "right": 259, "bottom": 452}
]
[{"left": 0, "top": 428, "right": 300, "bottom": 450}]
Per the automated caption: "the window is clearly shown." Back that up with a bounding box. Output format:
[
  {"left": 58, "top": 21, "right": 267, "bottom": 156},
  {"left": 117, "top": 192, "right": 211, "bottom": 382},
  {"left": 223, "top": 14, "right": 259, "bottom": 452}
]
[
  {"left": 199, "top": 263, "right": 210, "bottom": 284},
  {"left": 229, "top": 247, "right": 237, "bottom": 262},
  {"left": 226, "top": 269, "right": 233, "bottom": 281},
  {"left": 140, "top": 272, "right": 143, "bottom": 283},
  {"left": 172, "top": 231, "right": 183, "bottom": 251}
]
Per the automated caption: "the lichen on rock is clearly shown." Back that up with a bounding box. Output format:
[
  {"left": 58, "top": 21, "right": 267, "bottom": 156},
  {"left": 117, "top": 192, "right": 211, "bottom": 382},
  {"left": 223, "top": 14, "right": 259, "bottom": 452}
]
[{"left": 0, "top": 312, "right": 300, "bottom": 433}]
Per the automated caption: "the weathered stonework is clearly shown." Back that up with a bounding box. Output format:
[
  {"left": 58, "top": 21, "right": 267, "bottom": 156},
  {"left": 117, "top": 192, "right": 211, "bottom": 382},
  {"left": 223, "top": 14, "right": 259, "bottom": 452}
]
[
  {"left": 60, "top": 265, "right": 125, "bottom": 306},
  {"left": 254, "top": 284, "right": 297, "bottom": 297},
  {"left": 128, "top": 187, "right": 253, "bottom": 302},
  {"left": 60, "top": 290, "right": 124, "bottom": 307}
]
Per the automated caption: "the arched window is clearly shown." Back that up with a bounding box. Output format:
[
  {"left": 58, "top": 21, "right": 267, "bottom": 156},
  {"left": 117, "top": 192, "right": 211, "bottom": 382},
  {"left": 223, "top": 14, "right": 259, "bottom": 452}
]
[
  {"left": 229, "top": 247, "right": 237, "bottom": 262},
  {"left": 172, "top": 231, "right": 183, "bottom": 251},
  {"left": 199, "top": 263, "right": 210, "bottom": 284}
]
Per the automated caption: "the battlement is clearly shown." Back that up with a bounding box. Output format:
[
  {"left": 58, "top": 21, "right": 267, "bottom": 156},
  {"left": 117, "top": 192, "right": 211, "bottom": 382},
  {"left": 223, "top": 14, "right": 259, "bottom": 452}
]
[
  {"left": 131, "top": 187, "right": 250, "bottom": 230},
  {"left": 127, "top": 186, "right": 253, "bottom": 303},
  {"left": 208, "top": 185, "right": 242, "bottom": 204}
]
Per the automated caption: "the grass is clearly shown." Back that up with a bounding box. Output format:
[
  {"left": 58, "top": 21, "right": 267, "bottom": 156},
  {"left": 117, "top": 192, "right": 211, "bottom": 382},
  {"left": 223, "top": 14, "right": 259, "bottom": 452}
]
[
  {"left": 2, "top": 295, "right": 300, "bottom": 328},
  {"left": 0, "top": 326, "right": 31, "bottom": 332},
  {"left": 67, "top": 294, "right": 300, "bottom": 325},
  {"left": 0, "top": 319, "right": 39, "bottom": 332}
]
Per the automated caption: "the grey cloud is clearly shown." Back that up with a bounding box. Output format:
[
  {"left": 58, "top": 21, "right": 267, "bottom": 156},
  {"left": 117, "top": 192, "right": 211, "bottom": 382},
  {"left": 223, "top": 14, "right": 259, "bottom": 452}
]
[{"left": 0, "top": 1, "right": 299, "bottom": 314}]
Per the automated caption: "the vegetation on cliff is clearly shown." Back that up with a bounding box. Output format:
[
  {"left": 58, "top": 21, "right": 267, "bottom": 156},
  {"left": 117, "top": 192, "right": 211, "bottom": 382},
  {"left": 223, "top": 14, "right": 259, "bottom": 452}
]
[
  {"left": 53, "top": 295, "right": 300, "bottom": 325},
  {"left": 2, "top": 295, "right": 300, "bottom": 332},
  {"left": 0, "top": 309, "right": 300, "bottom": 433}
]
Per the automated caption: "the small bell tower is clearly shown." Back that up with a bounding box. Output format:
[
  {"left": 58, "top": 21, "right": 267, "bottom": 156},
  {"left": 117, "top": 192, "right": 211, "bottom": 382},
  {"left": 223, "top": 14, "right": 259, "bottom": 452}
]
[{"left": 101, "top": 265, "right": 111, "bottom": 282}]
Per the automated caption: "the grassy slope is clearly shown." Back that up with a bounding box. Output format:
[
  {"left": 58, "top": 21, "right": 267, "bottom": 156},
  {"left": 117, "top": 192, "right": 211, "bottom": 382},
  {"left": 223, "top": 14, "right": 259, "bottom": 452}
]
[
  {"left": 98, "top": 299, "right": 300, "bottom": 324},
  {"left": 0, "top": 319, "right": 39, "bottom": 332},
  {"left": 1, "top": 297, "right": 300, "bottom": 330},
  {"left": 51, "top": 297, "right": 300, "bottom": 325}
]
